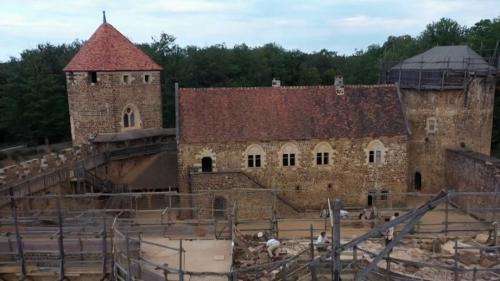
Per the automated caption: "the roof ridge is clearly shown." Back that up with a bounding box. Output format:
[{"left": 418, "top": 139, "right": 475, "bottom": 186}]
[
  {"left": 180, "top": 84, "right": 396, "bottom": 91},
  {"left": 64, "top": 22, "right": 162, "bottom": 72}
]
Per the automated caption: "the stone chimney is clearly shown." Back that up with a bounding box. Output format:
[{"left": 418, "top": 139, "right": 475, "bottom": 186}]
[
  {"left": 272, "top": 78, "right": 281, "bottom": 87},
  {"left": 335, "top": 75, "right": 344, "bottom": 95}
]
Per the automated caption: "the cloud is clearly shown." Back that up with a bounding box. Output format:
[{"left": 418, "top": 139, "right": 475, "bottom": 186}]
[
  {"left": 329, "top": 15, "right": 418, "bottom": 31},
  {"left": 0, "top": 0, "right": 499, "bottom": 61}
]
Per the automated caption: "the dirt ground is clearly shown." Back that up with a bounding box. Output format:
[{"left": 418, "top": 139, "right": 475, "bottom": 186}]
[
  {"left": 140, "top": 236, "right": 231, "bottom": 280},
  {"left": 237, "top": 205, "right": 491, "bottom": 240}
]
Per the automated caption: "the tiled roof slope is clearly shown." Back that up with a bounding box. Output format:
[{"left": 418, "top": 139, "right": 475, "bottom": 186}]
[
  {"left": 179, "top": 85, "right": 407, "bottom": 144},
  {"left": 64, "top": 23, "right": 162, "bottom": 72}
]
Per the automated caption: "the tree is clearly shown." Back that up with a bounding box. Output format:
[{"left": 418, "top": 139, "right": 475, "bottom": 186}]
[{"left": 418, "top": 18, "right": 467, "bottom": 49}]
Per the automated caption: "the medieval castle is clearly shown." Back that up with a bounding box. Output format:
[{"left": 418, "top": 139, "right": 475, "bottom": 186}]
[
  {"left": 61, "top": 19, "right": 497, "bottom": 213},
  {"left": 0, "top": 14, "right": 499, "bottom": 281}
]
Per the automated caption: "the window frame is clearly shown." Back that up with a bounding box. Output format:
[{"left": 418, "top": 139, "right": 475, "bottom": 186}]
[
  {"left": 316, "top": 152, "right": 329, "bottom": 165},
  {"left": 89, "top": 71, "right": 97, "bottom": 84},
  {"left": 122, "top": 74, "right": 130, "bottom": 85},
  {"left": 282, "top": 153, "right": 289, "bottom": 166}
]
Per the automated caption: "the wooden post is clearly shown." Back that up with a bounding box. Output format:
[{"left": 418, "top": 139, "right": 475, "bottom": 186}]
[
  {"left": 386, "top": 256, "right": 391, "bottom": 281},
  {"left": 110, "top": 220, "right": 115, "bottom": 281},
  {"left": 472, "top": 267, "right": 477, "bottom": 281},
  {"left": 493, "top": 222, "right": 498, "bottom": 246},
  {"left": 453, "top": 240, "right": 459, "bottom": 281},
  {"left": 309, "top": 262, "right": 318, "bottom": 281},
  {"left": 78, "top": 235, "right": 84, "bottom": 260},
  {"left": 9, "top": 188, "right": 27, "bottom": 279},
  {"left": 309, "top": 224, "right": 314, "bottom": 261},
  {"left": 353, "top": 245, "right": 358, "bottom": 279},
  {"left": 332, "top": 199, "right": 342, "bottom": 281},
  {"left": 7, "top": 233, "right": 13, "bottom": 260},
  {"left": 445, "top": 195, "right": 449, "bottom": 237},
  {"left": 57, "top": 196, "right": 66, "bottom": 281},
  {"left": 138, "top": 233, "right": 143, "bottom": 280},
  {"left": 179, "top": 239, "right": 184, "bottom": 281},
  {"left": 125, "top": 232, "right": 132, "bottom": 281},
  {"left": 324, "top": 215, "right": 327, "bottom": 233},
  {"left": 102, "top": 218, "right": 108, "bottom": 279}
]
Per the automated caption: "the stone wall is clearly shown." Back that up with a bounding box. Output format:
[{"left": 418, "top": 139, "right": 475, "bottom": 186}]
[
  {"left": 401, "top": 76, "right": 496, "bottom": 193},
  {"left": 178, "top": 135, "right": 409, "bottom": 216},
  {"left": 190, "top": 171, "right": 299, "bottom": 219},
  {"left": 445, "top": 149, "right": 500, "bottom": 220},
  {"left": 67, "top": 71, "right": 163, "bottom": 145},
  {"left": 0, "top": 146, "right": 88, "bottom": 187}
]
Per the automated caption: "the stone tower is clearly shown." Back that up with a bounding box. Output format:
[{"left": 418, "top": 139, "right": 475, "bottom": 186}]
[
  {"left": 388, "top": 46, "right": 496, "bottom": 193},
  {"left": 63, "top": 18, "right": 163, "bottom": 145}
]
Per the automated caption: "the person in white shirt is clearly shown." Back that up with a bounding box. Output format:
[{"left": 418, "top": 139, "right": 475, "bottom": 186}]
[
  {"left": 266, "top": 238, "right": 280, "bottom": 258},
  {"left": 316, "top": 231, "right": 330, "bottom": 250},
  {"left": 384, "top": 216, "right": 395, "bottom": 246}
]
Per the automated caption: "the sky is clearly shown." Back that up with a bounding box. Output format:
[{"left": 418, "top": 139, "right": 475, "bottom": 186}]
[{"left": 0, "top": 0, "right": 499, "bottom": 62}]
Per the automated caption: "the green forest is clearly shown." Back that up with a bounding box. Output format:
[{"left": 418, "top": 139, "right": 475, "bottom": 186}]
[{"left": 0, "top": 17, "right": 499, "bottom": 155}]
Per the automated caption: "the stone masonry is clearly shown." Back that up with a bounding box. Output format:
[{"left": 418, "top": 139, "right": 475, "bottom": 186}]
[
  {"left": 401, "top": 76, "right": 496, "bottom": 193},
  {"left": 64, "top": 21, "right": 163, "bottom": 145},
  {"left": 179, "top": 136, "right": 409, "bottom": 216},
  {"left": 445, "top": 149, "right": 500, "bottom": 220},
  {"left": 66, "top": 70, "right": 163, "bottom": 144}
]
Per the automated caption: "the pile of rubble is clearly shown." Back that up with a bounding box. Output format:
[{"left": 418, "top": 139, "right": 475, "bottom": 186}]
[
  {"left": 358, "top": 233, "right": 500, "bottom": 281},
  {"left": 233, "top": 230, "right": 309, "bottom": 280}
]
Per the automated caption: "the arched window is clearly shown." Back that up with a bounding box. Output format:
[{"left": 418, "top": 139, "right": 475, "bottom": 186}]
[
  {"left": 201, "top": 157, "right": 213, "bottom": 172},
  {"left": 280, "top": 143, "right": 300, "bottom": 167},
  {"left": 365, "top": 140, "right": 387, "bottom": 165},
  {"left": 414, "top": 172, "right": 422, "bottom": 191},
  {"left": 245, "top": 144, "right": 265, "bottom": 168},
  {"left": 313, "top": 142, "right": 333, "bottom": 166},
  {"left": 213, "top": 196, "right": 227, "bottom": 218},
  {"left": 122, "top": 105, "right": 140, "bottom": 129}
]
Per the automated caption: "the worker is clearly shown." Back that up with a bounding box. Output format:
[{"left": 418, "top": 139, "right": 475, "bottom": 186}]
[
  {"left": 384, "top": 217, "right": 395, "bottom": 246},
  {"left": 316, "top": 231, "right": 330, "bottom": 251},
  {"left": 266, "top": 237, "right": 280, "bottom": 258}
]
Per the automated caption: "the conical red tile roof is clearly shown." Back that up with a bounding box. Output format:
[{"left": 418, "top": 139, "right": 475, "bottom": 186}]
[{"left": 64, "top": 23, "right": 162, "bottom": 72}]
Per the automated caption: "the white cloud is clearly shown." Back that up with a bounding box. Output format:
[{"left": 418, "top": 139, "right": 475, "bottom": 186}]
[
  {"left": 0, "top": 0, "right": 499, "bottom": 61},
  {"left": 329, "top": 15, "right": 418, "bottom": 31}
]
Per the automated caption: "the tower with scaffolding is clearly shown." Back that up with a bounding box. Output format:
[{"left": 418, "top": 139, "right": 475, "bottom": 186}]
[{"left": 382, "top": 45, "right": 497, "bottom": 193}]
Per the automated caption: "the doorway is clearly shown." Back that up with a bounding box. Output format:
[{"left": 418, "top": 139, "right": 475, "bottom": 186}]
[{"left": 414, "top": 172, "right": 422, "bottom": 191}]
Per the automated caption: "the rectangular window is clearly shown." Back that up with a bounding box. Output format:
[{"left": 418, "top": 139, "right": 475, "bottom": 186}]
[
  {"left": 427, "top": 118, "right": 437, "bottom": 133},
  {"left": 323, "top": 152, "right": 329, "bottom": 165},
  {"left": 289, "top": 153, "right": 295, "bottom": 166},
  {"left": 380, "top": 191, "right": 388, "bottom": 201},
  {"left": 144, "top": 74, "right": 150, "bottom": 83},
  {"left": 248, "top": 155, "right": 254, "bottom": 167},
  {"left": 89, "top": 71, "right": 97, "bottom": 83},
  {"left": 282, "top": 154, "right": 289, "bottom": 166},
  {"left": 375, "top": 151, "right": 382, "bottom": 164},
  {"left": 255, "top": 155, "right": 261, "bottom": 167},
  {"left": 316, "top": 153, "right": 322, "bottom": 165},
  {"left": 123, "top": 75, "right": 129, "bottom": 84},
  {"left": 369, "top": 151, "right": 375, "bottom": 163}
]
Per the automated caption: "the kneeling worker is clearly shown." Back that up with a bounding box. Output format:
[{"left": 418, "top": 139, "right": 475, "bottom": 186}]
[{"left": 266, "top": 237, "right": 281, "bottom": 258}]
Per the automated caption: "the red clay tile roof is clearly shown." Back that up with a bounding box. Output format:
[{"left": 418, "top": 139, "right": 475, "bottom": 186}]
[
  {"left": 64, "top": 23, "right": 162, "bottom": 72},
  {"left": 179, "top": 85, "right": 408, "bottom": 144}
]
